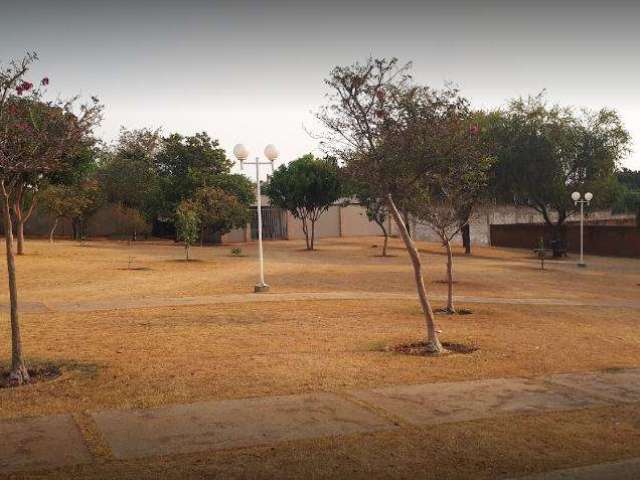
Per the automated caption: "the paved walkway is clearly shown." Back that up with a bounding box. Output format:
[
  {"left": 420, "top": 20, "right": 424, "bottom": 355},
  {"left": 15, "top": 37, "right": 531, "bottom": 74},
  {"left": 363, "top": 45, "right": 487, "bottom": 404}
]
[
  {"left": 509, "top": 458, "right": 640, "bottom": 479},
  {"left": 9, "top": 291, "right": 639, "bottom": 314},
  {"left": 2, "top": 367, "right": 640, "bottom": 475}
]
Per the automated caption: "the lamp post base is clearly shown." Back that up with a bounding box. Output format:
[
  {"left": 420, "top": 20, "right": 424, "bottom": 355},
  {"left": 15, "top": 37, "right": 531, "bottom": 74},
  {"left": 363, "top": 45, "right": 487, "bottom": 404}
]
[
  {"left": 254, "top": 283, "right": 270, "bottom": 293},
  {"left": 577, "top": 262, "right": 587, "bottom": 268}
]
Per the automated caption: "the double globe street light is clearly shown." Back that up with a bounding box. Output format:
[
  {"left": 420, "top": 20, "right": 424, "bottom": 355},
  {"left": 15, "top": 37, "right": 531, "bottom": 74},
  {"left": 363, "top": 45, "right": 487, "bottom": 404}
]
[
  {"left": 233, "top": 144, "right": 279, "bottom": 292},
  {"left": 571, "top": 191, "right": 593, "bottom": 268}
]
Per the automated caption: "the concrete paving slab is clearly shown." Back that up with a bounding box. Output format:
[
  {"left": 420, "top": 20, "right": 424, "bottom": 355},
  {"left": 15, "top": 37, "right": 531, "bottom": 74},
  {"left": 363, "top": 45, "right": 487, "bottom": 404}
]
[
  {"left": 92, "top": 392, "right": 396, "bottom": 459},
  {"left": 0, "top": 414, "right": 92, "bottom": 474},
  {"left": 349, "top": 377, "right": 604, "bottom": 426},
  {"left": 507, "top": 457, "right": 640, "bottom": 479},
  {"left": 546, "top": 368, "right": 640, "bottom": 403}
]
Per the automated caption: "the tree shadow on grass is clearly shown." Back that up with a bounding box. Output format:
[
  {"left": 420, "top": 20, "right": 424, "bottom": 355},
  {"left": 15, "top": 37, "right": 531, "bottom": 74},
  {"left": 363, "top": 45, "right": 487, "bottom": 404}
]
[{"left": 0, "top": 359, "right": 102, "bottom": 389}]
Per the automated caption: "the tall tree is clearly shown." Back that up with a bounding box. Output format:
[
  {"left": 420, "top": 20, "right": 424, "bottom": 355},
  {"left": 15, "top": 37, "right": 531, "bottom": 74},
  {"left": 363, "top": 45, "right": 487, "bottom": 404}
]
[
  {"left": 318, "top": 58, "right": 472, "bottom": 353},
  {"left": 0, "top": 53, "right": 101, "bottom": 384},
  {"left": 413, "top": 153, "right": 493, "bottom": 314},
  {"left": 264, "top": 154, "right": 343, "bottom": 250},
  {"left": 99, "top": 128, "right": 162, "bottom": 239},
  {"left": 155, "top": 132, "right": 231, "bottom": 218},
  {"left": 488, "top": 94, "right": 630, "bottom": 256}
]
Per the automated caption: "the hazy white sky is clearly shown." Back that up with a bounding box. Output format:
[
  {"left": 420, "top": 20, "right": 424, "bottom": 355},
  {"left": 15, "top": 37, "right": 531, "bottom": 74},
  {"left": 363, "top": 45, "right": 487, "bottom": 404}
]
[{"left": 2, "top": 0, "right": 639, "bottom": 172}]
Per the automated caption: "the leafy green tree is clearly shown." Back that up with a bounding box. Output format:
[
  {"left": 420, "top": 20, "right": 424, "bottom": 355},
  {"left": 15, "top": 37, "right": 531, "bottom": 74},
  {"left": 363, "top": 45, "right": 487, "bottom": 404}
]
[
  {"left": 194, "top": 186, "right": 250, "bottom": 243},
  {"left": 40, "top": 177, "right": 102, "bottom": 242},
  {"left": 487, "top": 94, "right": 631, "bottom": 256},
  {"left": 99, "top": 128, "right": 162, "bottom": 238},
  {"left": 5, "top": 96, "right": 100, "bottom": 255},
  {"left": 612, "top": 168, "right": 640, "bottom": 227},
  {"left": 0, "top": 53, "right": 101, "bottom": 384},
  {"left": 175, "top": 200, "right": 201, "bottom": 260},
  {"left": 202, "top": 173, "right": 255, "bottom": 206},
  {"left": 155, "top": 132, "right": 231, "bottom": 217},
  {"left": 264, "top": 154, "right": 343, "bottom": 250}
]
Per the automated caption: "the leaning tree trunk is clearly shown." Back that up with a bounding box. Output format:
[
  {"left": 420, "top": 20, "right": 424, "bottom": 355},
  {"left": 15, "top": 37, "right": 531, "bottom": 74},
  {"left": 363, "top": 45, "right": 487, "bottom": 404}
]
[
  {"left": 444, "top": 238, "right": 456, "bottom": 314},
  {"left": 387, "top": 194, "right": 443, "bottom": 354},
  {"left": 2, "top": 193, "right": 30, "bottom": 385},
  {"left": 49, "top": 218, "right": 59, "bottom": 243}
]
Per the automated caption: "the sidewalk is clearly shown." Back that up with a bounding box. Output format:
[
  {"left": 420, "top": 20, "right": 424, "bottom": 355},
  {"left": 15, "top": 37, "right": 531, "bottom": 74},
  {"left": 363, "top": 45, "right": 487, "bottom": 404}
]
[
  {"left": 2, "top": 367, "right": 639, "bottom": 475},
  {"left": 9, "top": 291, "right": 640, "bottom": 314}
]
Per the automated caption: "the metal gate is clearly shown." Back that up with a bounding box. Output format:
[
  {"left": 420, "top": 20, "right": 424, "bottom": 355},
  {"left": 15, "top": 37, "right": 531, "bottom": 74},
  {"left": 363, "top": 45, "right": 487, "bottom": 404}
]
[{"left": 250, "top": 207, "right": 288, "bottom": 240}]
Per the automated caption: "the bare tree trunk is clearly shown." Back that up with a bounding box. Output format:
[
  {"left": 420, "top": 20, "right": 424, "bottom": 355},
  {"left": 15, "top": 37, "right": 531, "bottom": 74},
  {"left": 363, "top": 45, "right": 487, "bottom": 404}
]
[
  {"left": 375, "top": 219, "right": 389, "bottom": 256},
  {"left": 301, "top": 217, "right": 310, "bottom": 250},
  {"left": 402, "top": 210, "right": 411, "bottom": 238},
  {"left": 461, "top": 223, "right": 471, "bottom": 255},
  {"left": 310, "top": 219, "right": 316, "bottom": 250},
  {"left": 49, "top": 217, "right": 59, "bottom": 243},
  {"left": 2, "top": 190, "right": 30, "bottom": 384},
  {"left": 444, "top": 239, "right": 456, "bottom": 314},
  {"left": 387, "top": 194, "right": 443, "bottom": 353},
  {"left": 185, "top": 243, "right": 190, "bottom": 261}
]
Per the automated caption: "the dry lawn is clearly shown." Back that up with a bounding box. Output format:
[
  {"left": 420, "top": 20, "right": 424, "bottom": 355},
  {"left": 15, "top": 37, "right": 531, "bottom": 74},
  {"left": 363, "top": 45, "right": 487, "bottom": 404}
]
[
  {"left": 3, "top": 236, "right": 638, "bottom": 304},
  {"left": 1, "top": 237, "right": 639, "bottom": 479}
]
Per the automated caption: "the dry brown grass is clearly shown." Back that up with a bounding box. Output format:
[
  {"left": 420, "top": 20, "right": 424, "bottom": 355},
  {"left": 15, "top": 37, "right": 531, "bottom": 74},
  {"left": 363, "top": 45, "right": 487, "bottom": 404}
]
[
  {"left": 1, "top": 237, "right": 639, "bottom": 478},
  {"left": 1, "top": 299, "right": 639, "bottom": 420},
  {"left": 5, "top": 237, "right": 639, "bottom": 304}
]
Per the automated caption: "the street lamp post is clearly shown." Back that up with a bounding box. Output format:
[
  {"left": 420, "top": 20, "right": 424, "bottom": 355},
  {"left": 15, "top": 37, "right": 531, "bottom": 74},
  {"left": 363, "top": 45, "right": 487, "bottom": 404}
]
[
  {"left": 233, "top": 144, "right": 278, "bottom": 292},
  {"left": 571, "top": 191, "right": 593, "bottom": 268}
]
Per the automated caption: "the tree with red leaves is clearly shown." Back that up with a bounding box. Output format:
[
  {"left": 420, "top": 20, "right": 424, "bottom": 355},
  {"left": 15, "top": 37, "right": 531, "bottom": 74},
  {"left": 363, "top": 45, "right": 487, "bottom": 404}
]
[{"left": 0, "top": 53, "right": 102, "bottom": 385}]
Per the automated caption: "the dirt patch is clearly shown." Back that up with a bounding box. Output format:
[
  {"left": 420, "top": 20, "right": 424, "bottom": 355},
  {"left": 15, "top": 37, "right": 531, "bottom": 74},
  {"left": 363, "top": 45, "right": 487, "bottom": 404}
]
[
  {"left": 434, "top": 308, "right": 473, "bottom": 315},
  {"left": 388, "top": 341, "right": 479, "bottom": 356},
  {"left": 118, "top": 267, "right": 153, "bottom": 271},
  {"left": 0, "top": 364, "right": 62, "bottom": 389}
]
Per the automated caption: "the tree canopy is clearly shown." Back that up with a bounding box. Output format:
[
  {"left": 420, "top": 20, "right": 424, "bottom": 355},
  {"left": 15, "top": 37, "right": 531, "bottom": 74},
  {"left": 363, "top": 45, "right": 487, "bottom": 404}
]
[
  {"left": 264, "top": 154, "right": 343, "bottom": 250},
  {"left": 486, "top": 94, "right": 631, "bottom": 232}
]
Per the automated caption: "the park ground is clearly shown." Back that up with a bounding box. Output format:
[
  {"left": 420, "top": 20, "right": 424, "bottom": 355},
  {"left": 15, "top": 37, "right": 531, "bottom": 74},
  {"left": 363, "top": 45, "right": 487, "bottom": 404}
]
[{"left": 1, "top": 236, "right": 640, "bottom": 479}]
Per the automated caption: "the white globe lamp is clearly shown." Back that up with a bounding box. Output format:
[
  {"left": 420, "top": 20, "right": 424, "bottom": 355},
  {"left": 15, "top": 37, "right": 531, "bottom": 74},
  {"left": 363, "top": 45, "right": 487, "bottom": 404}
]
[
  {"left": 264, "top": 144, "right": 279, "bottom": 162},
  {"left": 233, "top": 144, "right": 249, "bottom": 167}
]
